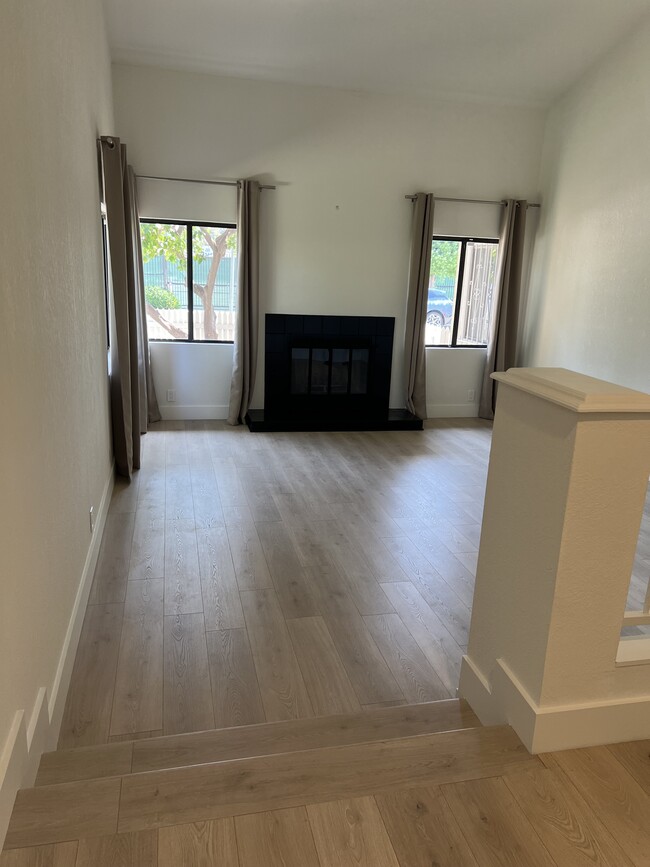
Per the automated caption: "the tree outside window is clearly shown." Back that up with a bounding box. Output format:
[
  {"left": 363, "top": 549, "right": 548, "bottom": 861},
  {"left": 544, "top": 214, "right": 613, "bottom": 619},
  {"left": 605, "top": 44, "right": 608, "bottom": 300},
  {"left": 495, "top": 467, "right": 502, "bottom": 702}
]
[{"left": 141, "top": 220, "right": 237, "bottom": 342}]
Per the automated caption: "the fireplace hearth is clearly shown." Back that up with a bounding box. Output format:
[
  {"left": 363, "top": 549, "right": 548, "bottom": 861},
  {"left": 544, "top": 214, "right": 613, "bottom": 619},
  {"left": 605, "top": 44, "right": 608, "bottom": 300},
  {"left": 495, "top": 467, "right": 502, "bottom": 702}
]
[{"left": 245, "top": 314, "right": 422, "bottom": 432}]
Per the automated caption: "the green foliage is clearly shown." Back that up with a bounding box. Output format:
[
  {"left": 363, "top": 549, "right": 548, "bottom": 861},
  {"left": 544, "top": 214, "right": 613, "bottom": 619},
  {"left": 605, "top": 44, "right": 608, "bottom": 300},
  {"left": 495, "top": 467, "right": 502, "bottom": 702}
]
[
  {"left": 192, "top": 225, "right": 237, "bottom": 264},
  {"left": 140, "top": 223, "right": 236, "bottom": 274},
  {"left": 141, "top": 222, "right": 188, "bottom": 269},
  {"left": 145, "top": 285, "right": 180, "bottom": 309},
  {"left": 192, "top": 226, "right": 207, "bottom": 264},
  {"left": 430, "top": 239, "right": 461, "bottom": 281}
]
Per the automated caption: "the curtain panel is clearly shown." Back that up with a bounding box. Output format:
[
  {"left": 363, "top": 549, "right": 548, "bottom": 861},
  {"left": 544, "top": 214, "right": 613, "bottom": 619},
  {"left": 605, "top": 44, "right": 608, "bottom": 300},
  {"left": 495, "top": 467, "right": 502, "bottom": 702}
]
[
  {"left": 228, "top": 179, "right": 261, "bottom": 425},
  {"left": 404, "top": 193, "right": 435, "bottom": 419},
  {"left": 99, "top": 137, "right": 160, "bottom": 478},
  {"left": 478, "top": 199, "right": 528, "bottom": 420}
]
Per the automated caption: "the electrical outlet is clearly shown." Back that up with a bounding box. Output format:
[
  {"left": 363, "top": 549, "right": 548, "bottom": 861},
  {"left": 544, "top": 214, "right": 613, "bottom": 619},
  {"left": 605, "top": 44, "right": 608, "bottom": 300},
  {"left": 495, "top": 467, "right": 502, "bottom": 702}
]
[
  {"left": 166, "top": 389, "right": 176, "bottom": 402},
  {"left": 467, "top": 389, "right": 476, "bottom": 402},
  {"left": 89, "top": 506, "right": 95, "bottom": 534}
]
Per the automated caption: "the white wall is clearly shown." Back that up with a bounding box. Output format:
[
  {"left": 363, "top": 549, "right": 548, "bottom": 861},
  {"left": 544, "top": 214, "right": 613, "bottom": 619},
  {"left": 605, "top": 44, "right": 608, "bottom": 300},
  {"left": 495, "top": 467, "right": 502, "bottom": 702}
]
[
  {"left": 426, "top": 349, "right": 487, "bottom": 418},
  {"left": 521, "top": 16, "right": 650, "bottom": 393},
  {"left": 113, "top": 64, "right": 545, "bottom": 417},
  {"left": 0, "top": 0, "right": 114, "bottom": 842},
  {"left": 150, "top": 342, "right": 234, "bottom": 419}
]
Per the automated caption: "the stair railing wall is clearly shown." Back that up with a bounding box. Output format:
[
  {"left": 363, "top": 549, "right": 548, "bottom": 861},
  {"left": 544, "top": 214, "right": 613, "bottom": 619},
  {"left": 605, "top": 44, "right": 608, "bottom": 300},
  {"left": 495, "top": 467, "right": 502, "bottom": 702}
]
[{"left": 459, "top": 367, "right": 650, "bottom": 753}]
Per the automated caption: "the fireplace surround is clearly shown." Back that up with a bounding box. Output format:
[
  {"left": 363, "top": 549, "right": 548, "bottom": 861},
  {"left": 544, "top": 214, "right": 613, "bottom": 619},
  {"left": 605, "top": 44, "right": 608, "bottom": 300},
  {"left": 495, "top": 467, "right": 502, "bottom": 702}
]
[{"left": 245, "top": 314, "right": 422, "bottom": 432}]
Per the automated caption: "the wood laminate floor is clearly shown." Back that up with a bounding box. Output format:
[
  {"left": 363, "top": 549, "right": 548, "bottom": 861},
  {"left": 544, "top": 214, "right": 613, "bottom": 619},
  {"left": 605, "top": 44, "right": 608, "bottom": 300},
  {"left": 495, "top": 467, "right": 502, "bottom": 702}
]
[
  {"left": 58, "top": 419, "right": 650, "bottom": 747},
  {"left": 4, "top": 739, "right": 650, "bottom": 866},
  {"left": 7, "top": 420, "right": 650, "bottom": 866},
  {"left": 59, "top": 420, "right": 493, "bottom": 747}
]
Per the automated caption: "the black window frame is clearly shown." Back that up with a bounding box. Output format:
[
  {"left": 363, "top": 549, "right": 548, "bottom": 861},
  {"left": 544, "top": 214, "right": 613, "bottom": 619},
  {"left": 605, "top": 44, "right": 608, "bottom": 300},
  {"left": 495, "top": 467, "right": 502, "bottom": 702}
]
[
  {"left": 141, "top": 217, "right": 237, "bottom": 344},
  {"left": 426, "top": 235, "right": 499, "bottom": 349}
]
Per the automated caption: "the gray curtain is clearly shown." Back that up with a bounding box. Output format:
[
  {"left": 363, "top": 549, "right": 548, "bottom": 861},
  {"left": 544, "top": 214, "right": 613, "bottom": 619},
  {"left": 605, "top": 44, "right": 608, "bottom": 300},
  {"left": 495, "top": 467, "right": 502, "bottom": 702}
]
[
  {"left": 404, "top": 193, "right": 435, "bottom": 419},
  {"left": 127, "top": 165, "right": 161, "bottom": 431},
  {"left": 478, "top": 199, "right": 528, "bottom": 420},
  {"left": 99, "top": 136, "right": 160, "bottom": 478},
  {"left": 227, "top": 179, "right": 261, "bottom": 425}
]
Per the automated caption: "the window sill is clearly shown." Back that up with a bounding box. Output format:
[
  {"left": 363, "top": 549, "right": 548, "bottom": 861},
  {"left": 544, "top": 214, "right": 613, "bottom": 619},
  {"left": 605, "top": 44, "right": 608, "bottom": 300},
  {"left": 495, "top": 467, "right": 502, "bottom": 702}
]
[
  {"left": 425, "top": 344, "right": 487, "bottom": 350},
  {"left": 149, "top": 339, "right": 235, "bottom": 345},
  {"left": 616, "top": 636, "right": 650, "bottom": 667}
]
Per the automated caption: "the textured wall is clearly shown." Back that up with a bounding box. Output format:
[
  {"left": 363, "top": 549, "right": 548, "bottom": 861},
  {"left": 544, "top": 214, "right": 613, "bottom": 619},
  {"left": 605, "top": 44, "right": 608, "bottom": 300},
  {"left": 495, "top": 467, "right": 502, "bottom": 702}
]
[
  {"left": 0, "top": 0, "right": 114, "bottom": 757},
  {"left": 521, "top": 16, "right": 650, "bottom": 393}
]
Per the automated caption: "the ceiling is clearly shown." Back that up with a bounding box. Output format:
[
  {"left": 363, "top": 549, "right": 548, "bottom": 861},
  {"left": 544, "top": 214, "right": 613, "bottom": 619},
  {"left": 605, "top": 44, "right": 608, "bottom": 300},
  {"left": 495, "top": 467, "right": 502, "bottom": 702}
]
[{"left": 104, "top": 0, "right": 650, "bottom": 105}]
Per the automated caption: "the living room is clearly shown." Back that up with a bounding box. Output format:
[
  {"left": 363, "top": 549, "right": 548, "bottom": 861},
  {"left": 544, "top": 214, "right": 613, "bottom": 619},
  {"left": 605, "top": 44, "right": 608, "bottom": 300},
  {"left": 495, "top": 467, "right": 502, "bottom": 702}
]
[{"left": 3, "top": 0, "right": 650, "bottom": 860}]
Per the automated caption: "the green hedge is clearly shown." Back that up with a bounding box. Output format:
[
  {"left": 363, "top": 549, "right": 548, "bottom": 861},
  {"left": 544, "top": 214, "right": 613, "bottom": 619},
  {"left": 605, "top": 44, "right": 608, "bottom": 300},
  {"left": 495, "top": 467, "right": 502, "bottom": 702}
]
[{"left": 145, "top": 286, "right": 180, "bottom": 309}]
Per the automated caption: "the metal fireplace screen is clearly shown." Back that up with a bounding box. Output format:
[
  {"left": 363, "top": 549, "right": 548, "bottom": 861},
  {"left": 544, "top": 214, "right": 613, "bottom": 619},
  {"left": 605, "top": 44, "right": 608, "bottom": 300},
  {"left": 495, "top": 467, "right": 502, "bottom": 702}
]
[{"left": 290, "top": 347, "right": 369, "bottom": 396}]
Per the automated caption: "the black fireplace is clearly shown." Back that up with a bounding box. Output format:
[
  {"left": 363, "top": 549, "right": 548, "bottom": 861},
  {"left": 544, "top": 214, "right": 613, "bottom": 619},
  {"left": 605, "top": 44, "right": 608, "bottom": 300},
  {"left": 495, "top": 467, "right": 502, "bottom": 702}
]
[{"left": 245, "top": 314, "right": 422, "bottom": 432}]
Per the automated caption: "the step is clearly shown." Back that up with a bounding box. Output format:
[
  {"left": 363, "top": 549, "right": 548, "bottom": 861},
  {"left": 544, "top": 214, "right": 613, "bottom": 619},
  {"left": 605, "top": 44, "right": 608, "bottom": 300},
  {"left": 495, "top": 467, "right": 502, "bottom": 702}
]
[
  {"left": 5, "top": 724, "right": 538, "bottom": 850},
  {"left": 36, "top": 698, "right": 479, "bottom": 787}
]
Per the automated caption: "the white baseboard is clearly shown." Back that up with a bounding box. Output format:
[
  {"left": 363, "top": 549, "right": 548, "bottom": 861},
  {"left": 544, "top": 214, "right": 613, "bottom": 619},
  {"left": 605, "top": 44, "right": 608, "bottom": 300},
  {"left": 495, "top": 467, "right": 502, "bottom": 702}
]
[
  {"left": 24, "top": 688, "right": 49, "bottom": 788},
  {"left": 0, "top": 466, "right": 114, "bottom": 849},
  {"left": 0, "top": 713, "right": 27, "bottom": 851},
  {"left": 458, "top": 655, "right": 504, "bottom": 724},
  {"left": 426, "top": 402, "right": 479, "bottom": 418},
  {"left": 47, "top": 466, "right": 114, "bottom": 747},
  {"left": 459, "top": 654, "right": 650, "bottom": 753},
  {"left": 160, "top": 404, "right": 229, "bottom": 420}
]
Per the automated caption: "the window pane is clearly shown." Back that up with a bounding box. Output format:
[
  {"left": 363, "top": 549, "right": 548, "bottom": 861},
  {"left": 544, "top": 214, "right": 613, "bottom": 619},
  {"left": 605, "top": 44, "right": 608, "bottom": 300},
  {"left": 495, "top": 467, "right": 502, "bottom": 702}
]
[
  {"left": 425, "top": 240, "right": 461, "bottom": 346},
  {"left": 456, "top": 241, "right": 498, "bottom": 346},
  {"left": 142, "top": 222, "right": 188, "bottom": 340},
  {"left": 101, "top": 213, "right": 110, "bottom": 349},
  {"left": 192, "top": 225, "right": 237, "bottom": 341}
]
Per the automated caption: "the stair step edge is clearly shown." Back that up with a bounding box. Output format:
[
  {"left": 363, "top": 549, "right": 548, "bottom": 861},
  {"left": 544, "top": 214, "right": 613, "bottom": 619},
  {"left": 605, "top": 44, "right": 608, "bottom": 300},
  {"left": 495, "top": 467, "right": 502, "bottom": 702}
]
[
  {"left": 36, "top": 699, "right": 480, "bottom": 787},
  {"left": 35, "top": 723, "right": 508, "bottom": 797},
  {"left": 6, "top": 726, "right": 534, "bottom": 851}
]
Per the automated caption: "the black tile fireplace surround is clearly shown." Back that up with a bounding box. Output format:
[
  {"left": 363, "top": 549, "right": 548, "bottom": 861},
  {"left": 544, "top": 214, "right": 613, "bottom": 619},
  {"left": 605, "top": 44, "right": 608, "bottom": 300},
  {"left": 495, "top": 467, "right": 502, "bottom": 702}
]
[{"left": 245, "top": 314, "right": 422, "bottom": 432}]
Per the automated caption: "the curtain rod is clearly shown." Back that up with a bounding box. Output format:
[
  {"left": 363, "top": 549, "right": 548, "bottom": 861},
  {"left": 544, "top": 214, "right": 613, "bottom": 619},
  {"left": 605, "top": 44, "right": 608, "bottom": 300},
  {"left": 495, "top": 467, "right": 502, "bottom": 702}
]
[
  {"left": 405, "top": 194, "right": 540, "bottom": 208},
  {"left": 137, "top": 174, "right": 276, "bottom": 190}
]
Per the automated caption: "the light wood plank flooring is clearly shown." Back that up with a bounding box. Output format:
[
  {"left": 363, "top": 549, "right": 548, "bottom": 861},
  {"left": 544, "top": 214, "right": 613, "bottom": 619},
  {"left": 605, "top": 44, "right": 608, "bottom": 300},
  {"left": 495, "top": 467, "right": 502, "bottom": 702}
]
[
  {"left": 7, "top": 420, "right": 650, "bottom": 864},
  {"left": 4, "top": 740, "right": 650, "bottom": 866},
  {"left": 58, "top": 419, "right": 650, "bottom": 746},
  {"left": 59, "top": 420, "right": 492, "bottom": 747}
]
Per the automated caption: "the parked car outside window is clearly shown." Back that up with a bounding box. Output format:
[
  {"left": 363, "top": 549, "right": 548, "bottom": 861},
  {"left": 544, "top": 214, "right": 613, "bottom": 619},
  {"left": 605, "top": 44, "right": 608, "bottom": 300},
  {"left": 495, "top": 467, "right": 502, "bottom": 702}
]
[{"left": 426, "top": 287, "right": 454, "bottom": 327}]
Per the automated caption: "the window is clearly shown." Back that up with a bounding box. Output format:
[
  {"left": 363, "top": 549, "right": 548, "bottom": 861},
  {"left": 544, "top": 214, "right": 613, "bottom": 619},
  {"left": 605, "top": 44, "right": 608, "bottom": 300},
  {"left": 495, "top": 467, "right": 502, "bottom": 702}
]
[
  {"left": 425, "top": 236, "right": 499, "bottom": 347},
  {"left": 140, "top": 219, "right": 237, "bottom": 342},
  {"left": 100, "top": 205, "right": 110, "bottom": 351}
]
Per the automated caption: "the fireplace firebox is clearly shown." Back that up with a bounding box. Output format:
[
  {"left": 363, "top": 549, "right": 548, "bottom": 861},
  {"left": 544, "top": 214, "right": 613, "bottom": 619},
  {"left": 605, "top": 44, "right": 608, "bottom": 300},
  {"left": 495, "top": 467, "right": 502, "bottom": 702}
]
[
  {"left": 244, "top": 314, "right": 422, "bottom": 432},
  {"left": 290, "top": 346, "right": 370, "bottom": 397}
]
